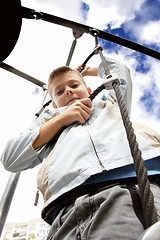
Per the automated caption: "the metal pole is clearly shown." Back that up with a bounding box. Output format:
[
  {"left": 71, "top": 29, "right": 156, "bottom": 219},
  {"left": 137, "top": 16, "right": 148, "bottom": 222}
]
[
  {"left": 66, "top": 29, "right": 83, "bottom": 66},
  {"left": 0, "top": 87, "right": 48, "bottom": 237},
  {"left": 0, "top": 172, "right": 20, "bottom": 236},
  {"left": 66, "top": 39, "right": 77, "bottom": 66},
  {"left": 0, "top": 62, "right": 45, "bottom": 88}
]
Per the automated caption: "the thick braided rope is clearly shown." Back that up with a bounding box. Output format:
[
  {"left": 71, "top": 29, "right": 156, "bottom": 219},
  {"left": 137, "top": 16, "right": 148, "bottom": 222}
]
[
  {"left": 99, "top": 50, "right": 110, "bottom": 76},
  {"left": 112, "top": 82, "right": 158, "bottom": 228}
]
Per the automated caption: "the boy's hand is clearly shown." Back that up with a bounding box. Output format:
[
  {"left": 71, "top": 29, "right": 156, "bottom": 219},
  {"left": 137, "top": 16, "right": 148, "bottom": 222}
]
[
  {"left": 76, "top": 65, "right": 91, "bottom": 77},
  {"left": 76, "top": 65, "right": 98, "bottom": 77},
  {"left": 60, "top": 98, "right": 92, "bottom": 126}
]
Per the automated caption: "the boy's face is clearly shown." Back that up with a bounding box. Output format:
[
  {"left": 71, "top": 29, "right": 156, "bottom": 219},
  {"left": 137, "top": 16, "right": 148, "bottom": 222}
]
[{"left": 51, "top": 71, "right": 91, "bottom": 107}]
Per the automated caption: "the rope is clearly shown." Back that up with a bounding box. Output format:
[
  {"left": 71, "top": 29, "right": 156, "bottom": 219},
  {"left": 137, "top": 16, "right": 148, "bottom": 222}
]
[
  {"left": 112, "top": 82, "right": 158, "bottom": 228},
  {"left": 94, "top": 40, "right": 158, "bottom": 228},
  {"left": 99, "top": 50, "right": 110, "bottom": 76},
  {"left": 81, "top": 51, "right": 95, "bottom": 70}
]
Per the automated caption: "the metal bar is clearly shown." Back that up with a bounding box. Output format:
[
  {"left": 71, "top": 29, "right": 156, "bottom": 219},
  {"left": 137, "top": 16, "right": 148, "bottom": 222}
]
[
  {"left": 66, "top": 29, "right": 83, "bottom": 66},
  {"left": 32, "top": 86, "right": 49, "bottom": 122},
  {"left": 0, "top": 172, "right": 20, "bottom": 236},
  {"left": 0, "top": 62, "right": 45, "bottom": 87},
  {"left": 21, "top": 7, "right": 160, "bottom": 60},
  {"left": 66, "top": 39, "right": 77, "bottom": 66}
]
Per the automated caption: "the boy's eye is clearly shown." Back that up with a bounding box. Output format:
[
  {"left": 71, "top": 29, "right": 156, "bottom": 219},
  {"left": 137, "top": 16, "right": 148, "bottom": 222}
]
[
  {"left": 72, "top": 84, "right": 78, "bottom": 88},
  {"left": 56, "top": 90, "right": 63, "bottom": 95}
]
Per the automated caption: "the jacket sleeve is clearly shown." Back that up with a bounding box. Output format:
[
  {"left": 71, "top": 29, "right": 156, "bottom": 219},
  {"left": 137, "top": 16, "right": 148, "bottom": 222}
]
[
  {"left": 98, "top": 56, "right": 132, "bottom": 116},
  {"left": 1, "top": 109, "right": 58, "bottom": 172}
]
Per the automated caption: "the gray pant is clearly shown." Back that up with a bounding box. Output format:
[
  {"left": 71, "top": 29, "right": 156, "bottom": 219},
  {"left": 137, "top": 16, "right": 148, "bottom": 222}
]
[{"left": 47, "top": 183, "right": 160, "bottom": 240}]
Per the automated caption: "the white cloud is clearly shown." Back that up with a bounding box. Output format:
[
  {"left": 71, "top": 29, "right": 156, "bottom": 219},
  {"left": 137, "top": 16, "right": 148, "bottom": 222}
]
[
  {"left": 22, "top": 0, "right": 146, "bottom": 31},
  {"left": 22, "top": 0, "right": 83, "bottom": 22},
  {"left": 83, "top": 0, "right": 145, "bottom": 29},
  {"left": 138, "top": 20, "right": 160, "bottom": 47},
  {"left": 126, "top": 56, "right": 160, "bottom": 133}
]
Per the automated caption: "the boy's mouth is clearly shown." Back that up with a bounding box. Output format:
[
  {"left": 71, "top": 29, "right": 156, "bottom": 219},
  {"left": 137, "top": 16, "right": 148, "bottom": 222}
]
[{"left": 67, "top": 98, "right": 79, "bottom": 105}]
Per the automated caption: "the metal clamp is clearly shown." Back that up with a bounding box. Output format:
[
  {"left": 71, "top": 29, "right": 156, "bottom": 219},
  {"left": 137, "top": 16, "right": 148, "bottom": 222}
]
[
  {"left": 89, "top": 28, "right": 99, "bottom": 35},
  {"left": 103, "top": 73, "right": 120, "bottom": 90},
  {"left": 89, "top": 28, "right": 99, "bottom": 46},
  {"left": 93, "top": 44, "right": 103, "bottom": 54}
]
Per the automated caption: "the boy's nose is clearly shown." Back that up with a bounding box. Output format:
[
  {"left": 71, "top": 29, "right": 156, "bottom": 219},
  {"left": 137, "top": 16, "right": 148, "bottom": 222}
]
[{"left": 66, "top": 89, "right": 73, "bottom": 96}]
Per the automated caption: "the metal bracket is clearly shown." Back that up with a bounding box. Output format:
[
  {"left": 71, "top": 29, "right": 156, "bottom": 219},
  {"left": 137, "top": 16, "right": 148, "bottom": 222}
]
[
  {"left": 89, "top": 28, "right": 99, "bottom": 46},
  {"left": 89, "top": 28, "right": 99, "bottom": 36},
  {"left": 103, "top": 73, "right": 120, "bottom": 90},
  {"left": 72, "top": 29, "right": 83, "bottom": 39},
  {"left": 93, "top": 44, "right": 103, "bottom": 54},
  {"left": 42, "top": 84, "right": 48, "bottom": 91}
]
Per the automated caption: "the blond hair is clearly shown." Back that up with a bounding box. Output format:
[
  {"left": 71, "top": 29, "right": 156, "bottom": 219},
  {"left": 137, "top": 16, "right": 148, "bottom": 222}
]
[{"left": 48, "top": 66, "right": 85, "bottom": 98}]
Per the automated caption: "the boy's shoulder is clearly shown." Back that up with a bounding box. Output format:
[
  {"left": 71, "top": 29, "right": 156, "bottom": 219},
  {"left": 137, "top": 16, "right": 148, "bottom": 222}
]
[
  {"left": 38, "top": 107, "right": 60, "bottom": 124},
  {"left": 44, "top": 107, "right": 59, "bottom": 116}
]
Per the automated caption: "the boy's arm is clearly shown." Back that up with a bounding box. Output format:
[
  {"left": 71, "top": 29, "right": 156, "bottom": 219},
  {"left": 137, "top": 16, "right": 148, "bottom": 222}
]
[
  {"left": 32, "top": 98, "right": 92, "bottom": 150},
  {"left": 0, "top": 108, "right": 57, "bottom": 172},
  {"left": 1, "top": 98, "right": 92, "bottom": 172}
]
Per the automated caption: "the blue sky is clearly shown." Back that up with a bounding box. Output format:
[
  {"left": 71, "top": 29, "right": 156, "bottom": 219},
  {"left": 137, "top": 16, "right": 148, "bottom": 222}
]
[
  {"left": 0, "top": 0, "right": 160, "bottom": 225},
  {"left": 81, "top": 0, "right": 160, "bottom": 121},
  {"left": 80, "top": 0, "right": 160, "bottom": 121}
]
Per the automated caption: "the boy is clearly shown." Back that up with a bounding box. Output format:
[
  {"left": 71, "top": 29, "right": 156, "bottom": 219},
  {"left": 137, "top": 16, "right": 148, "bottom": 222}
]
[{"left": 1, "top": 57, "right": 160, "bottom": 239}]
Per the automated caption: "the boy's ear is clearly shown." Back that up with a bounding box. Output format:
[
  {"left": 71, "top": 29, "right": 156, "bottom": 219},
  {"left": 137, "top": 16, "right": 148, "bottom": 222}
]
[
  {"left": 52, "top": 101, "right": 57, "bottom": 108},
  {"left": 87, "top": 87, "right": 91, "bottom": 95}
]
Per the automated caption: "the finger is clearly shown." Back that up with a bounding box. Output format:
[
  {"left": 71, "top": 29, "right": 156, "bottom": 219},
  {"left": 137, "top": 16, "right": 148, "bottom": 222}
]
[
  {"left": 75, "top": 112, "right": 86, "bottom": 124},
  {"left": 80, "top": 98, "right": 92, "bottom": 108},
  {"left": 74, "top": 102, "right": 92, "bottom": 117},
  {"left": 78, "top": 106, "right": 92, "bottom": 122},
  {"left": 82, "top": 105, "right": 92, "bottom": 116},
  {"left": 72, "top": 105, "right": 91, "bottom": 124},
  {"left": 76, "top": 65, "right": 83, "bottom": 72}
]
